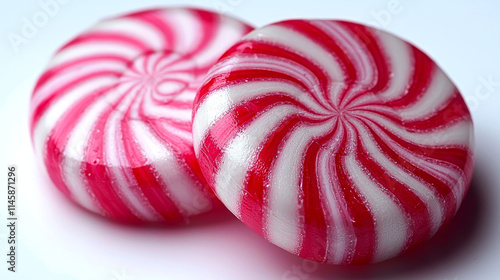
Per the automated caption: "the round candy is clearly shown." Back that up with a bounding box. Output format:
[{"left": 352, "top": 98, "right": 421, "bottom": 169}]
[
  {"left": 29, "top": 8, "right": 253, "bottom": 223},
  {"left": 192, "top": 20, "right": 474, "bottom": 264}
]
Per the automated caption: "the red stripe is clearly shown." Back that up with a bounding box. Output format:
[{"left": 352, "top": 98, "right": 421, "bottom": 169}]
[
  {"left": 239, "top": 116, "right": 301, "bottom": 236},
  {"left": 386, "top": 46, "right": 435, "bottom": 107},
  {"left": 298, "top": 121, "right": 339, "bottom": 263},
  {"left": 31, "top": 71, "right": 120, "bottom": 136},
  {"left": 365, "top": 113, "right": 471, "bottom": 172},
  {"left": 141, "top": 115, "right": 216, "bottom": 205},
  {"left": 353, "top": 106, "right": 403, "bottom": 126},
  {"left": 278, "top": 20, "right": 358, "bottom": 109},
  {"left": 300, "top": 140, "right": 329, "bottom": 262},
  {"left": 279, "top": 20, "right": 357, "bottom": 82},
  {"left": 195, "top": 40, "right": 331, "bottom": 112},
  {"left": 338, "top": 21, "right": 389, "bottom": 106},
  {"left": 82, "top": 102, "right": 140, "bottom": 222},
  {"left": 124, "top": 9, "right": 175, "bottom": 48},
  {"left": 120, "top": 120, "right": 184, "bottom": 221},
  {"left": 355, "top": 133, "right": 432, "bottom": 251},
  {"left": 197, "top": 93, "right": 319, "bottom": 185},
  {"left": 42, "top": 85, "right": 115, "bottom": 203},
  {"left": 116, "top": 83, "right": 184, "bottom": 221},
  {"left": 187, "top": 9, "right": 219, "bottom": 62},
  {"left": 403, "top": 91, "right": 471, "bottom": 131},
  {"left": 335, "top": 124, "right": 376, "bottom": 264},
  {"left": 361, "top": 119, "right": 457, "bottom": 224},
  {"left": 33, "top": 55, "right": 128, "bottom": 94},
  {"left": 203, "top": 68, "right": 310, "bottom": 94},
  {"left": 60, "top": 32, "right": 151, "bottom": 52}
]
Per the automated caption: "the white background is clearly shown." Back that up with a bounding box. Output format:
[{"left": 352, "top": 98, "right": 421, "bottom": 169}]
[{"left": 1, "top": 0, "right": 500, "bottom": 279}]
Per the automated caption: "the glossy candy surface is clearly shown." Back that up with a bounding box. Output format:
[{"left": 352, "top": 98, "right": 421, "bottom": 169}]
[
  {"left": 29, "top": 8, "right": 253, "bottom": 223},
  {"left": 192, "top": 20, "right": 474, "bottom": 264}
]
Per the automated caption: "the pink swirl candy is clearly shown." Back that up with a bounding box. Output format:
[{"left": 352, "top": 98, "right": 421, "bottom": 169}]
[
  {"left": 192, "top": 20, "right": 474, "bottom": 264},
  {"left": 29, "top": 8, "right": 253, "bottom": 223}
]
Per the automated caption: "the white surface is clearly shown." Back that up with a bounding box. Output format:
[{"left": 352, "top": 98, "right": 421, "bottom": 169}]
[{"left": 1, "top": 0, "right": 499, "bottom": 279}]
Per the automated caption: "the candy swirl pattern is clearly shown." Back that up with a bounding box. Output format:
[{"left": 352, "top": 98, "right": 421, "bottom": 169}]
[
  {"left": 192, "top": 20, "right": 474, "bottom": 264},
  {"left": 29, "top": 8, "right": 253, "bottom": 223}
]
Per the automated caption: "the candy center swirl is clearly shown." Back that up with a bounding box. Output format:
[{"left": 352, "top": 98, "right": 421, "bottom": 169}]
[{"left": 119, "top": 51, "right": 199, "bottom": 105}]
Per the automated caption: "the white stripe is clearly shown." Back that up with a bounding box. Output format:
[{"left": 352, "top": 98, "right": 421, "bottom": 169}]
[
  {"left": 48, "top": 42, "right": 139, "bottom": 69},
  {"left": 130, "top": 120, "right": 211, "bottom": 216},
  {"left": 61, "top": 157, "right": 102, "bottom": 214},
  {"left": 163, "top": 86, "right": 197, "bottom": 103},
  {"left": 346, "top": 93, "right": 387, "bottom": 109},
  {"left": 191, "top": 16, "right": 248, "bottom": 68},
  {"left": 156, "top": 53, "right": 195, "bottom": 74},
  {"left": 357, "top": 111, "right": 473, "bottom": 147},
  {"left": 192, "top": 86, "right": 230, "bottom": 154},
  {"left": 401, "top": 69, "right": 456, "bottom": 120},
  {"left": 345, "top": 155, "right": 407, "bottom": 263},
  {"left": 193, "top": 81, "right": 329, "bottom": 154},
  {"left": 212, "top": 55, "right": 333, "bottom": 112},
  {"left": 33, "top": 60, "right": 125, "bottom": 108},
  {"left": 155, "top": 121, "right": 193, "bottom": 143},
  {"left": 366, "top": 121, "right": 464, "bottom": 214},
  {"left": 316, "top": 124, "right": 354, "bottom": 264},
  {"left": 267, "top": 118, "right": 336, "bottom": 254},
  {"left": 244, "top": 25, "right": 345, "bottom": 83},
  {"left": 375, "top": 30, "right": 413, "bottom": 100},
  {"left": 144, "top": 102, "right": 192, "bottom": 123},
  {"left": 315, "top": 21, "right": 376, "bottom": 86},
  {"left": 154, "top": 70, "right": 195, "bottom": 82},
  {"left": 165, "top": 9, "right": 200, "bottom": 57},
  {"left": 105, "top": 90, "right": 162, "bottom": 222},
  {"left": 33, "top": 76, "right": 116, "bottom": 156},
  {"left": 354, "top": 119, "right": 443, "bottom": 234},
  {"left": 214, "top": 105, "right": 298, "bottom": 217},
  {"left": 315, "top": 21, "right": 380, "bottom": 107},
  {"left": 60, "top": 88, "right": 124, "bottom": 214},
  {"left": 88, "top": 17, "right": 165, "bottom": 51}
]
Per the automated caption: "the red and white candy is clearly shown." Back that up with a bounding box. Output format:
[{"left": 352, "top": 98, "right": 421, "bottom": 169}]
[
  {"left": 29, "top": 8, "right": 253, "bottom": 223},
  {"left": 193, "top": 20, "right": 474, "bottom": 264}
]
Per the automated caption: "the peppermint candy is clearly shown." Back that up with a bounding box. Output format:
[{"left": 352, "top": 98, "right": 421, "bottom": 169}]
[
  {"left": 192, "top": 20, "right": 474, "bottom": 264},
  {"left": 30, "top": 8, "right": 253, "bottom": 222}
]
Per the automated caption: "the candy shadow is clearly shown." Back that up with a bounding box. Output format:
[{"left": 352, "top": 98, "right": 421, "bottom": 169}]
[{"left": 310, "top": 163, "right": 489, "bottom": 279}]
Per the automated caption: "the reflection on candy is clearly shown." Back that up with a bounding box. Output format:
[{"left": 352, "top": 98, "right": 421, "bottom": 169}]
[
  {"left": 193, "top": 20, "right": 474, "bottom": 264},
  {"left": 29, "top": 8, "right": 253, "bottom": 223}
]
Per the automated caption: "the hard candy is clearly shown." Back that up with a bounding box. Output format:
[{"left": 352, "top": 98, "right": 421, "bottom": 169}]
[
  {"left": 192, "top": 20, "right": 475, "bottom": 264},
  {"left": 29, "top": 8, "right": 253, "bottom": 223}
]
